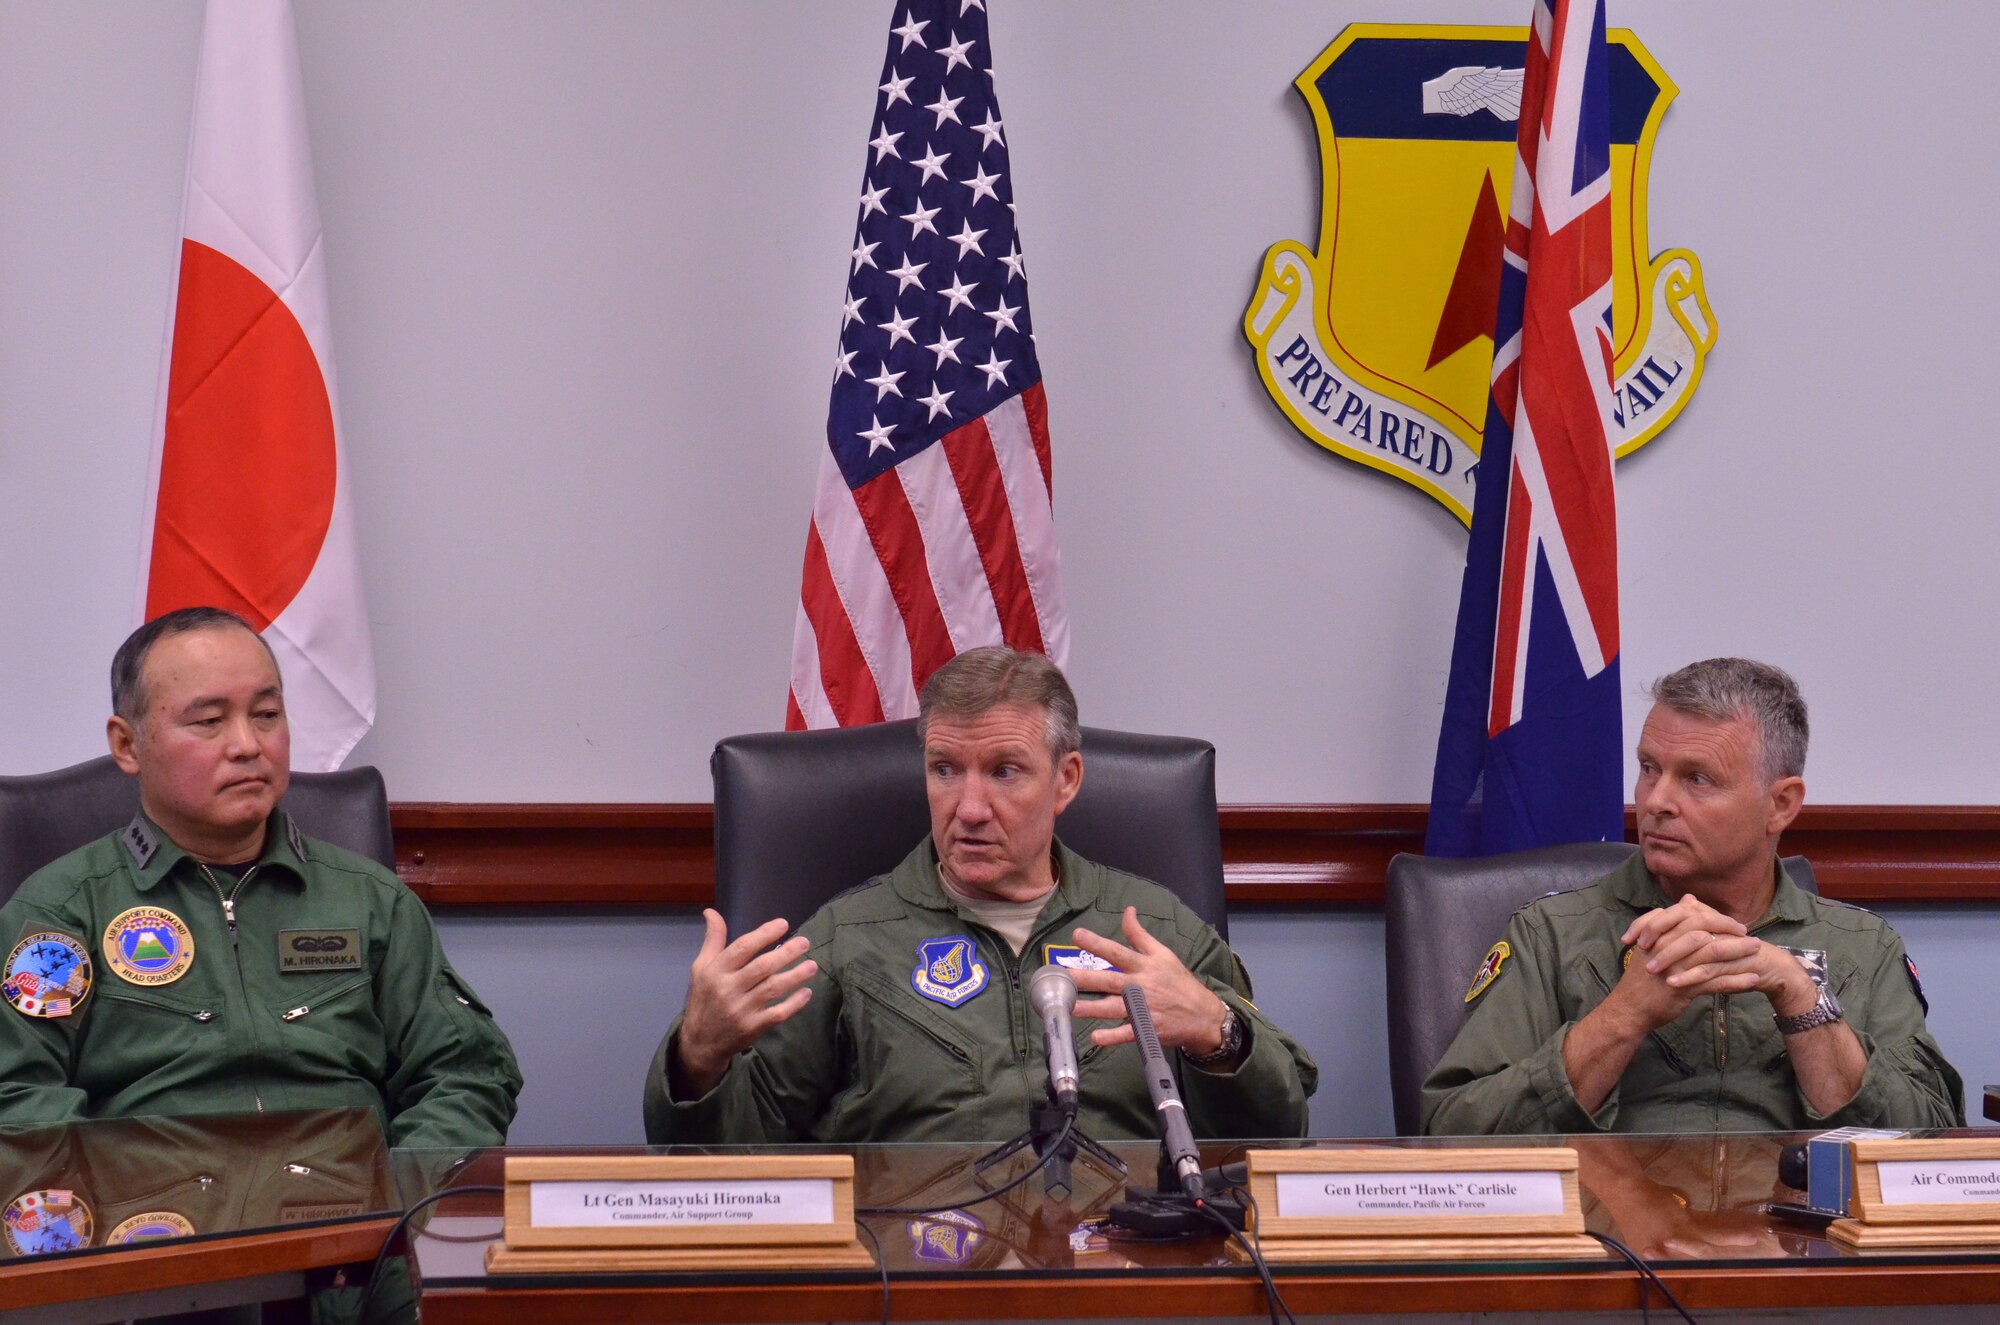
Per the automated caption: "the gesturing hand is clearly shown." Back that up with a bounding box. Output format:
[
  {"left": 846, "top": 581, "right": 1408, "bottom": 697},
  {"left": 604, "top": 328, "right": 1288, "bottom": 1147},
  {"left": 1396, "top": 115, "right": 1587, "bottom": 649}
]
[
  {"left": 671, "top": 909, "right": 817, "bottom": 1099},
  {"left": 1066, "top": 907, "right": 1231, "bottom": 1056}
]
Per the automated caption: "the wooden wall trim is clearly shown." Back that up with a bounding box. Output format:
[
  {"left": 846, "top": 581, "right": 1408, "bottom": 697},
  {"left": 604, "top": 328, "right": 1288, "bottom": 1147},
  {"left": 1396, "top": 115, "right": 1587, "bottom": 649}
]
[{"left": 390, "top": 802, "right": 2000, "bottom": 909}]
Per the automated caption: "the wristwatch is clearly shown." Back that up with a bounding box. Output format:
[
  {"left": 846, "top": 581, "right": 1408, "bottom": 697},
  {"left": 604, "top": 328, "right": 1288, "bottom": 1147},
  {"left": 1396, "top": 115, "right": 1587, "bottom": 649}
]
[
  {"left": 1182, "top": 1006, "right": 1244, "bottom": 1069},
  {"left": 1775, "top": 986, "right": 1844, "bottom": 1035}
]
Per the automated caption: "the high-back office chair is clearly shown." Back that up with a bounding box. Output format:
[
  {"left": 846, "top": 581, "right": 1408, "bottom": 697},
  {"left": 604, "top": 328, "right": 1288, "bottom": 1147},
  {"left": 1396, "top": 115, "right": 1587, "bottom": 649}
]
[
  {"left": 711, "top": 719, "right": 1229, "bottom": 940},
  {"left": 1383, "top": 842, "right": 1820, "bottom": 1136},
  {"left": 0, "top": 755, "right": 396, "bottom": 905}
]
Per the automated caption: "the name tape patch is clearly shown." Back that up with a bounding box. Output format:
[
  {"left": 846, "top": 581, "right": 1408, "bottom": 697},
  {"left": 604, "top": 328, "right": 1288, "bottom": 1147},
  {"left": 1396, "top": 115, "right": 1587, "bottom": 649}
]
[{"left": 278, "top": 929, "right": 363, "bottom": 973}]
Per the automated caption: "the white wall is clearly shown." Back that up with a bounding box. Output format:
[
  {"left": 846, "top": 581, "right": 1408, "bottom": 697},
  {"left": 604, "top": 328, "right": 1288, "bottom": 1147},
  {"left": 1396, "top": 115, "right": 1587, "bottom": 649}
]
[{"left": 5, "top": 1, "right": 1998, "bottom": 804}]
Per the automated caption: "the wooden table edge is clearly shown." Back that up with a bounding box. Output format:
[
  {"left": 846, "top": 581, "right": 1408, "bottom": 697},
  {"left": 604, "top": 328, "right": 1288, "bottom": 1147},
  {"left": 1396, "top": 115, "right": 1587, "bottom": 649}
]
[
  {"left": 418, "top": 1260, "right": 2000, "bottom": 1321},
  {"left": 1, "top": 1214, "right": 397, "bottom": 1309}
]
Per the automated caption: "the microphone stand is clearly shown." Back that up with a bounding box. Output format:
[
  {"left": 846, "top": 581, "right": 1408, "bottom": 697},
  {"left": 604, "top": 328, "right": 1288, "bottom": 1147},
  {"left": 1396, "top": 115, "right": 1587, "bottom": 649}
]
[{"left": 974, "top": 1091, "right": 1124, "bottom": 1201}]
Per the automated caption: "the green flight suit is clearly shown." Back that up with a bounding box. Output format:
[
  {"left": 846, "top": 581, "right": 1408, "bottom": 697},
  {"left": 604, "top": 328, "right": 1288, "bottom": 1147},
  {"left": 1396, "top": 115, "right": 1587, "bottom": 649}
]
[
  {"left": 0, "top": 811, "right": 521, "bottom": 1149},
  {"left": 1422, "top": 855, "right": 1965, "bottom": 1135},
  {"left": 644, "top": 839, "right": 1317, "bottom": 1144}
]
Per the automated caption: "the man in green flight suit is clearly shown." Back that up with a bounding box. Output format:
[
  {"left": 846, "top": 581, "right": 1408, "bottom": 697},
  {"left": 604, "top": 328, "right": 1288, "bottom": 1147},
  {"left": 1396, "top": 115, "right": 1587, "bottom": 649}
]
[
  {"left": 644, "top": 646, "right": 1317, "bottom": 1145},
  {"left": 0, "top": 607, "right": 521, "bottom": 1148},
  {"left": 1423, "top": 658, "right": 1962, "bottom": 1135}
]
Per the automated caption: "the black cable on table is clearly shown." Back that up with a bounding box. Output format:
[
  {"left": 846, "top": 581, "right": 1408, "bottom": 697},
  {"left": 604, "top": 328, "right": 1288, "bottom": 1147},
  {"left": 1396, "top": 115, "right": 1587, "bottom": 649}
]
[
  {"left": 857, "top": 1111, "right": 1077, "bottom": 1216},
  {"left": 852, "top": 1216, "right": 890, "bottom": 1325},
  {"left": 357, "top": 1183, "right": 505, "bottom": 1321},
  {"left": 1587, "top": 1230, "right": 1700, "bottom": 1324},
  {"left": 1214, "top": 1183, "right": 1297, "bottom": 1325}
]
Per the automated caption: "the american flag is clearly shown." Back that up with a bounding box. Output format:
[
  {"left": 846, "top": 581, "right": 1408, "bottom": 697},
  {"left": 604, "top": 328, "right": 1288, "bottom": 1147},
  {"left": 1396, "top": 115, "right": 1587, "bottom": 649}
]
[
  {"left": 1426, "top": 0, "right": 1624, "bottom": 856},
  {"left": 786, "top": 0, "right": 1067, "bottom": 729}
]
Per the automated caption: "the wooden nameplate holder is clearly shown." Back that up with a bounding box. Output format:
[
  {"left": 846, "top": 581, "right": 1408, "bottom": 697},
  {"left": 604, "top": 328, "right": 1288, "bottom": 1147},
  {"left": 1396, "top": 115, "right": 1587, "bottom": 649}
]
[
  {"left": 1231, "top": 1147, "right": 1605, "bottom": 1263},
  {"left": 484, "top": 1155, "right": 875, "bottom": 1274},
  {"left": 1828, "top": 1138, "right": 2000, "bottom": 1249}
]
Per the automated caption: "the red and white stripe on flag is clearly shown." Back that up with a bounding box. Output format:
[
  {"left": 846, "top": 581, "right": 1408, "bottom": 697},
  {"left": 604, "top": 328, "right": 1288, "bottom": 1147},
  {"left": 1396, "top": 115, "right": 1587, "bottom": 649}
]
[
  {"left": 137, "top": 0, "right": 374, "bottom": 770},
  {"left": 788, "top": 383, "right": 1067, "bottom": 730}
]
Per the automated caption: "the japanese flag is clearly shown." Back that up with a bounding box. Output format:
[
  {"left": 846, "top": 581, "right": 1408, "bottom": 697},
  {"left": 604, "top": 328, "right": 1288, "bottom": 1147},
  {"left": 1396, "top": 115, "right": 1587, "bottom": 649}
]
[{"left": 137, "top": 0, "right": 375, "bottom": 770}]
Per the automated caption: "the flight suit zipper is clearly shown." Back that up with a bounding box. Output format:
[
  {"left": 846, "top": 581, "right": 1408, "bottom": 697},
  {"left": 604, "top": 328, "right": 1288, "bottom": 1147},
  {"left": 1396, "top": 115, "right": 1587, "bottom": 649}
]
[{"left": 200, "top": 863, "right": 265, "bottom": 1113}]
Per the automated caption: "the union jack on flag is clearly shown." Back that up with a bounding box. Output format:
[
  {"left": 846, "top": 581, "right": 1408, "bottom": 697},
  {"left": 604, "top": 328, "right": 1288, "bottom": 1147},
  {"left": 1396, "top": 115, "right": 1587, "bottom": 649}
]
[
  {"left": 786, "top": 0, "right": 1067, "bottom": 729},
  {"left": 1426, "top": 0, "right": 1624, "bottom": 856}
]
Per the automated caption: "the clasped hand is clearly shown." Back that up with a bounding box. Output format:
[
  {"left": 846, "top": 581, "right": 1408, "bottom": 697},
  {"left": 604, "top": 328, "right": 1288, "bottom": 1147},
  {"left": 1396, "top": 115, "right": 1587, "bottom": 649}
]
[
  {"left": 1066, "top": 906, "right": 1230, "bottom": 1057},
  {"left": 1614, "top": 894, "right": 1817, "bottom": 1031}
]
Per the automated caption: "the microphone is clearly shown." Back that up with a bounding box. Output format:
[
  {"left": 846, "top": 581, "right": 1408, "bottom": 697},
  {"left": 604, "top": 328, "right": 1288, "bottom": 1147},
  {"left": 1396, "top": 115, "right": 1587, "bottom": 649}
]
[
  {"left": 1121, "top": 984, "right": 1203, "bottom": 1197},
  {"left": 1027, "top": 965, "right": 1081, "bottom": 1113}
]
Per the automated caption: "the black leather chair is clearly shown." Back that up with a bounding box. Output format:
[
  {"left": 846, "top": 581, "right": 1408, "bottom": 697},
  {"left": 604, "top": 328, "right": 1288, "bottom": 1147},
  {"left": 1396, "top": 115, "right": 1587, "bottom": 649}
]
[
  {"left": 0, "top": 755, "right": 396, "bottom": 904},
  {"left": 1384, "top": 842, "right": 1820, "bottom": 1136},
  {"left": 711, "top": 719, "right": 1228, "bottom": 939}
]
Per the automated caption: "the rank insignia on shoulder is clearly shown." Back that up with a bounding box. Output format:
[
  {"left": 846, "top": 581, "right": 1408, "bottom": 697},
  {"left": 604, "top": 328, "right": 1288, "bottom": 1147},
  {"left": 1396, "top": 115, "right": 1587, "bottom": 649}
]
[
  {"left": 911, "top": 936, "right": 989, "bottom": 1007},
  {"left": 4, "top": 932, "right": 91, "bottom": 1019},
  {"left": 1464, "top": 940, "right": 1511, "bottom": 1004},
  {"left": 107, "top": 1211, "right": 195, "bottom": 1245},
  {"left": 103, "top": 907, "right": 195, "bottom": 987},
  {"left": 1041, "top": 943, "right": 1117, "bottom": 973}
]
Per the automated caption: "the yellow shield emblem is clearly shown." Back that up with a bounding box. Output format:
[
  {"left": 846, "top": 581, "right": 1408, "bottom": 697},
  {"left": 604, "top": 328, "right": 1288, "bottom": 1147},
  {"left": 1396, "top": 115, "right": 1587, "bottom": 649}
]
[{"left": 1244, "top": 24, "right": 1716, "bottom": 525}]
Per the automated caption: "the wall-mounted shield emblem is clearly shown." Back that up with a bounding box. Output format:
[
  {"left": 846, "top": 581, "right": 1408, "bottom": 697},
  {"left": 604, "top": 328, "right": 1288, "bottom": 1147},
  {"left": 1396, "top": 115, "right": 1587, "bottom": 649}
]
[{"left": 1244, "top": 24, "right": 1716, "bottom": 525}]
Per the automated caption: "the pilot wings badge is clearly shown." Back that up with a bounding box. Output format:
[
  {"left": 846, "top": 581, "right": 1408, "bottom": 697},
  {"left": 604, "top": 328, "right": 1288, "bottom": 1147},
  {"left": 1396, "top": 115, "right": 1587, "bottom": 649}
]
[{"left": 1244, "top": 24, "right": 1716, "bottom": 525}]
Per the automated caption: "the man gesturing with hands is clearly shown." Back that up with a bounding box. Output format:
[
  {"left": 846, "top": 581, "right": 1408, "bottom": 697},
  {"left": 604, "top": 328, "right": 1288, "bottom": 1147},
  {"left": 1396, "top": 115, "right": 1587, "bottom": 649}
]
[
  {"left": 645, "top": 647, "right": 1316, "bottom": 1145},
  {"left": 1423, "top": 659, "right": 1962, "bottom": 1135}
]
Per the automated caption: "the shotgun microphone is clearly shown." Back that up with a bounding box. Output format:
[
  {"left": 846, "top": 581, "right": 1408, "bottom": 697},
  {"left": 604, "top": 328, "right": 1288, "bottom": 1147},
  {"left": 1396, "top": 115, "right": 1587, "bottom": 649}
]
[{"left": 1121, "top": 984, "right": 1203, "bottom": 1197}]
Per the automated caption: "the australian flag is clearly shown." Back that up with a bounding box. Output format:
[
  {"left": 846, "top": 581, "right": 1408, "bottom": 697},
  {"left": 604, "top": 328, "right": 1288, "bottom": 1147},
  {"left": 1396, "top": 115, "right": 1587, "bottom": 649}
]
[{"left": 1426, "top": 0, "right": 1624, "bottom": 857}]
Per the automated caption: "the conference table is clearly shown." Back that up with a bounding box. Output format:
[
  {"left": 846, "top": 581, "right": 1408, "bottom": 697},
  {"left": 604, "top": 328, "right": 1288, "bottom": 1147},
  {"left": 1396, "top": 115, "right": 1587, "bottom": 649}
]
[
  {"left": 404, "top": 1131, "right": 2000, "bottom": 1322},
  {"left": 14, "top": 1112, "right": 2000, "bottom": 1321}
]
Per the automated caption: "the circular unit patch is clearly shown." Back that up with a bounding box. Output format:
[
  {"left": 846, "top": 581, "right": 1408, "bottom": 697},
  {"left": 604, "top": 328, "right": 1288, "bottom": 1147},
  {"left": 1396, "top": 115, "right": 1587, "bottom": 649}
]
[
  {"left": 103, "top": 908, "right": 195, "bottom": 987},
  {"left": 2, "top": 1189, "right": 92, "bottom": 1256},
  {"left": 3, "top": 932, "right": 91, "bottom": 1019},
  {"left": 107, "top": 1211, "right": 196, "bottom": 1245}
]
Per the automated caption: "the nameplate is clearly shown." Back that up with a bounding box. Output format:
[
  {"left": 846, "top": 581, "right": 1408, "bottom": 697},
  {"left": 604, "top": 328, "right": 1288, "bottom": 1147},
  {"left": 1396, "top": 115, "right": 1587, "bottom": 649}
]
[
  {"left": 1833, "top": 1138, "right": 2000, "bottom": 1239},
  {"left": 1273, "top": 1168, "right": 1567, "bottom": 1219},
  {"left": 529, "top": 1177, "right": 834, "bottom": 1229},
  {"left": 1240, "top": 1146, "right": 1597, "bottom": 1259},
  {"left": 498, "top": 1154, "right": 859, "bottom": 1251}
]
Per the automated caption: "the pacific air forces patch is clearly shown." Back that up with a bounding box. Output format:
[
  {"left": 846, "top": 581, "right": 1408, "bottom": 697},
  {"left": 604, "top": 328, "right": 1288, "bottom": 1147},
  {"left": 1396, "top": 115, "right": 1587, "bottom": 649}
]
[
  {"left": 1464, "top": 940, "right": 1511, "bottom": 1004},
  {"left": 4, "top": 932, "right": 91, "bottom": 1018},
  {"left": 1244, "top": 23, "right": 1715, "bottom": 525},
  {"left": 912, "top": 936, "right": 988, "bottom": 1008}
]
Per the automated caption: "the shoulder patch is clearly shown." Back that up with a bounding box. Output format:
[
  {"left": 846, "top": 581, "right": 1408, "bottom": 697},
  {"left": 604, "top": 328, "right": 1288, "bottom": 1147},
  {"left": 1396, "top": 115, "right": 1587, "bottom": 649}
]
[
  {"left": 4, "top": 932, "right": 91, "bottom": 1018},
  {"left": 1905, "top": 955, "right": 1929, "bottom": 1015},
  {"left": 1464, "top": 940, "right": 1511, "bottom": 1004}
]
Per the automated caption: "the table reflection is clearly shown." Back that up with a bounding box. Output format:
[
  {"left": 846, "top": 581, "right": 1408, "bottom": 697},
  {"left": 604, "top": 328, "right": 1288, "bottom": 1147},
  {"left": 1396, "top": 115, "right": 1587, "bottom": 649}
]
[{"left": 0, "top": 1106, "right": 398, "bottom": 1264}]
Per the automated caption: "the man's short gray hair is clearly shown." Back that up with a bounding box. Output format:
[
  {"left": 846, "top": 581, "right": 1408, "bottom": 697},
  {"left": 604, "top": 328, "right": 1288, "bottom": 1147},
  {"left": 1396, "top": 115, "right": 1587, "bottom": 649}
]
[
  {"left": 111, "top": 606, "right": 276, "bottom": 724},
  {"left": 1647, "top": 657, "right": 1808, "bottom": 781},
  {"left": 917, "top": 646, "right": 1080, "bottom": 759}
]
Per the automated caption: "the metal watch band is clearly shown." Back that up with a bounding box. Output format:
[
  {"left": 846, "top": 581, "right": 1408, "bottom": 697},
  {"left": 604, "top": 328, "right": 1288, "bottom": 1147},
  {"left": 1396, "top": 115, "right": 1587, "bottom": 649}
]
[
  {"left": 1775, "top": 987, "right": 1844, "bottom": 1035},
  {"left": 1182, "top": 1007, "right": 1242, "bottom": 1068}
]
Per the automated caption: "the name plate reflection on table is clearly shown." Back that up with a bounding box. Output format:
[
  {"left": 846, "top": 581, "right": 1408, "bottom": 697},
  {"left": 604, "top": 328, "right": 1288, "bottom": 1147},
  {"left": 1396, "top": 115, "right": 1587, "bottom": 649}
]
[{"left": 1241, "top": 1147, "right": 1603, "bottom": 1262}]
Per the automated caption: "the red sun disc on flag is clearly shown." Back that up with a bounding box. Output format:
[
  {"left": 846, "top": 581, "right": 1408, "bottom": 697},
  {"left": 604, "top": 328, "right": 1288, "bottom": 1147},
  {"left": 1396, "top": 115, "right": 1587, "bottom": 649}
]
[{"left": 146, "top": 239, "right": 337, "bottom": 631}]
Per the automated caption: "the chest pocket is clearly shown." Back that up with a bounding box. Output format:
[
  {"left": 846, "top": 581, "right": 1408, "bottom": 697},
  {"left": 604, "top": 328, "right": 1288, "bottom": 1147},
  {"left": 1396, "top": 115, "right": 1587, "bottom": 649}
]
[
  {"left": 828, "top": 967, "right": 983, "bottom": 1135},
  {"left": 271, "top": 972, "right": 384, "bottom": 1080},
  {"left": 80, "top": 981, "right": 227, "bottom": 1095}
]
